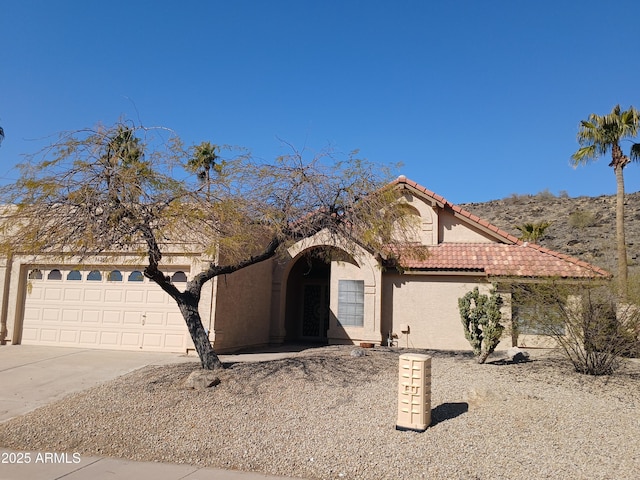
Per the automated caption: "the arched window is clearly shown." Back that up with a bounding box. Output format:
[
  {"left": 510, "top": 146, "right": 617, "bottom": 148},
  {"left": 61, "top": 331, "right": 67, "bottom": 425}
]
[
  {"left": 128, "top": 271, "right": 144, "bottom": 282},
  {"left": 107, "top": 270, "right": 123, "bottom": 282},
  {"left": 67, "top": 270, "right": 82, "bottom": 281},
  {"left": 47, "top": 269, "right": 62, "bottom": 280},
  {"left": 171, "top": 271, "right": 188, "bottom": 283},
  {"left": 87, "top": 270, "right": 102, "bottom": 281},
  {"left": 28, "top": 269, "right": 43, "bottom": 280}
]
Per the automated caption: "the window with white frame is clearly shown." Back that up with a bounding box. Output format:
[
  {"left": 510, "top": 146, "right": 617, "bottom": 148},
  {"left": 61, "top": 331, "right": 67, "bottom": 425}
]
[{"left": 338, "top": 280, "right": 364, "bottom": 327}]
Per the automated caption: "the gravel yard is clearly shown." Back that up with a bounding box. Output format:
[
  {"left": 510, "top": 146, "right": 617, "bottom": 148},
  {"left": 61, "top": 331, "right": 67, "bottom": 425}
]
[{"left": 1, "top": 346, "right": 639, "bottom": 480}]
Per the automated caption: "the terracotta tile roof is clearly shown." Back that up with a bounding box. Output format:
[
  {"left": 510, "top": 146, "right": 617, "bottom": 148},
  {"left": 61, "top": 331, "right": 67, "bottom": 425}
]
[
  {"left": 389, "top": 176, "right": 611, "bottom": 279},
  {"left": 398, "top": 243, "right": 610, "bottom": 278}
]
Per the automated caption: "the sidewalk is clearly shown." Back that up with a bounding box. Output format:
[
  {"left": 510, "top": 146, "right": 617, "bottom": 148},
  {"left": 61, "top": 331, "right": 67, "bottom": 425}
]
[{"left": 0, "top": 448, "right": 302, "bottom": 480}]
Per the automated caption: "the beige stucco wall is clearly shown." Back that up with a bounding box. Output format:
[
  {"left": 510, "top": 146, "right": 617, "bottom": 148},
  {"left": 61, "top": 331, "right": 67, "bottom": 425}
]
[
  {"left": 382, "top": 273, "right": 513, "bottom": 351},
  {"left": 397, "top": 193, "right": 438, "bottom": 245},
  {"left": 327, "top": 256, "right": 381, "bottom": 345},
  {"left": 438, "top": 209, "right": 496, "bottom": 243},
  {"left": 212, "top": 260, "right": 273, "bottom": 353}
]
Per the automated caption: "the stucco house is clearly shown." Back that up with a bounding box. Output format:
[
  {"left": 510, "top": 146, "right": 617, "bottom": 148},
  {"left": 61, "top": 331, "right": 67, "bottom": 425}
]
[{"left": 0, "top": 176, "right": 609, "bottom": 354}]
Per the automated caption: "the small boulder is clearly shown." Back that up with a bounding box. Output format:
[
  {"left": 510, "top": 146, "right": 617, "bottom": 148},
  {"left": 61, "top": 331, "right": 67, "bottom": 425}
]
[
  {"left": 184, "top": 370, "right": 221, "bottom": 389},
  {"left": 350, "top": 348, "right": 366, "bottom": 358},
  {"left": 507, "top": 346, "right": 530, "bottom": 363}
]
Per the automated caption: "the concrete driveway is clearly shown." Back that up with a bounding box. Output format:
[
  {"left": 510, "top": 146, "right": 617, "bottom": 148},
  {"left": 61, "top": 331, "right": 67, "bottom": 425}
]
[{"left": 0, "top": 345, "right": 198, "bottom": 423}]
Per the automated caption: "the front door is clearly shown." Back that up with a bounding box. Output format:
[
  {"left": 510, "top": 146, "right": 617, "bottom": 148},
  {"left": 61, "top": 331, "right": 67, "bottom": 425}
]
[{"left": 301, "top": 283, "right": 329, "bottom": 340}]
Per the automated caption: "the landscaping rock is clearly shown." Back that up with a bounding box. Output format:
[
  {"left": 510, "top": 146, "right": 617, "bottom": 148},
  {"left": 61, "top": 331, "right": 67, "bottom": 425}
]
[
  {"left": 183, "top": 371, "right": 221, "bottom": 389},
  {"left": 507, "top": 346, "right": 530, "bottom": 363}
]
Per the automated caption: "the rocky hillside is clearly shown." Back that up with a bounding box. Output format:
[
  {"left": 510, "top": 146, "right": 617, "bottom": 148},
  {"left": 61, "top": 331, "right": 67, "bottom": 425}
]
[{"left": 459, "top": 191, "right": 640, "bottom": 278}]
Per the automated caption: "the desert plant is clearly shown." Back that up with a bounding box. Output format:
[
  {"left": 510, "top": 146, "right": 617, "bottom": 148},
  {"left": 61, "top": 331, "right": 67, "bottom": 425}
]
[
  {"left": 458, "top": 286, "right": 505, "bottom": 363},
  {"left": 514, "top": 221, "right": 551, "bottom": 242},
  {"left": 536, "top": 188, "right": 556, "bottom": 201},
  {"left": 569, "top": 210, "right": 596, "bottom": 230},
  {"left": 512, "top": 281, "right": 640, "bottom": 375}
]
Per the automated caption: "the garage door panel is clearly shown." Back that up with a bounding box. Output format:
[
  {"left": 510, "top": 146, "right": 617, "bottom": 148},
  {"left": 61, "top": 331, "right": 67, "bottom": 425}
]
[
  {"left": 82, "top": 310, "right": 101, "bottom": 323},
  {"left": 121, "top": 332, "right": 141, "bottom": 347},
  {"left": 61, "top": 309, "right": 80, "bottom": 323},
  {"left": 59, "top": 330, "right": 79, "bottom": 343},
  {"left": 102, "top": 310, "right": 121, "bottom": 324},
  {"left": 79, "top": 331, "right": 99, "bottom": 345},
  {"left": 123, "top": 311, "right": 142, "bottom": 325},
  {"left": 44, "top": 288, "right": 62, "bottom": 301},
  {"left": 125, "top": 290, "right": 145, "bottom": 303},
  {"left": 27, "top": 286, "right": 44, "bottom": 300},
  {"left": 146, "top": 291, "right": 167, "bottom": 304},
  {"left": 64, "top": 289, "right": 83, "bottom": 301},
  {"left": 40, "top": 329, "right": 58, "bottom": 342},
  {"left": 104, "top": 290, "right": 123, "bottom": 303},
  {"left": 23, "top": 307, "right": 40, "bottom": 321},
  {"left": 21, "top": 328, "right": 38, "bottom": 341},
  {"left": 144, "top": 312, "right": 163, "bottom": 326},
  {"left": 99, "top": 331, "right": 119, "bottom": 345},
  {"left": 167, "top": 313, "right": 184, "bottom": 326},
  {"left": 83, "top": 289, "right": 103, "bottom": 302},
  {"left": 42, "top": 309, "right": 60, "bottom": 322},
  {"left": 22, "top": 267, "right": 193, "bottom": 353},
  {"left": 142, "top": 333, "right": 162, "bottom": 348},
  {"left": 165, "top": 334, "right": 186, "bottom": 348}
]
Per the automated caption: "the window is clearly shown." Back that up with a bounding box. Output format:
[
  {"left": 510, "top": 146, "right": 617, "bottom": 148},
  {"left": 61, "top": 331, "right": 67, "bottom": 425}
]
[
  {"left": 513, "top": 305, "right": 565, "bottom": 336},
  {"left": 128, "top": 271, "right": 144, "bottom": 282},
  {"left": 28, "top": 269, "right": 43, "bottom": 280},
  {"left": 67, "top": 270, "right": 82, "bottom": 281},
  {"left": 171, "top": 271, "right": 187, "bottom": 283},
  {"left": 337, "top": 280, "right": 364, "bottom": 327},
  {"left": 107, "top": 270, "right": 123, "bottom": 282},
  {"left": 47, "top": 269, "right": 62, "bottom": 280},
  {"left": 87, "top": 270, "right": 102, "bottom": 281}
]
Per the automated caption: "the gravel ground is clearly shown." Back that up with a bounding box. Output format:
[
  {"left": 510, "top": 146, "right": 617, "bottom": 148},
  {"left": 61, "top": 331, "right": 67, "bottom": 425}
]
[{"left": 1, "top": 346, "right": 639, "bottom": 480}]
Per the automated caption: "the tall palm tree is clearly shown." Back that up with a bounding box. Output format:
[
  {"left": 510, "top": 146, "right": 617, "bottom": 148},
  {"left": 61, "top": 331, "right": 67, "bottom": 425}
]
[
  {"left": 571, "top": 104, "right": 640, "bottom": 297},
  {"left": 187, "top": 142, "right": 221, "bottom": 200}
]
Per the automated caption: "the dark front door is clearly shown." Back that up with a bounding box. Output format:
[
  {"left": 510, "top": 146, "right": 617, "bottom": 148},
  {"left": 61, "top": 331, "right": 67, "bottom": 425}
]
[{"left": 301, "top": 283, "right": 329, "bottom": 340}]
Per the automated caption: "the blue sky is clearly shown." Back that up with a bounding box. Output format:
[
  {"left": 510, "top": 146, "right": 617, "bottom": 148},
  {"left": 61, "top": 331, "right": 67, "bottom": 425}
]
[{"left": 1, "top": 0, "right": 640, "bottom": 203}]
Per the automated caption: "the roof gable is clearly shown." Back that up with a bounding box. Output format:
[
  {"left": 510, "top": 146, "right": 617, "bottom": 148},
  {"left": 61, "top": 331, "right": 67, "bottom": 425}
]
[{"left": 390, "top": 176, "right": 610, "bottom": 279}]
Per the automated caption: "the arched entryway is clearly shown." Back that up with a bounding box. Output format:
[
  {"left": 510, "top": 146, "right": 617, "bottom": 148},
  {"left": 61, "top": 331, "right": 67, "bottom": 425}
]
[{"left": 284, "top": 251, "right": 331, "bottom": 342}]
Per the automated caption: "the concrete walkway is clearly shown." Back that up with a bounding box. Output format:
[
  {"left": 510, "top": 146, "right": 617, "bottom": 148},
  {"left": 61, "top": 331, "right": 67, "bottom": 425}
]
[
  {"left": 0, "top": 448, "right": 299, "bottom": 479},
  {"left": 0, "top": 345, "right": 305, "bottom": 479}
]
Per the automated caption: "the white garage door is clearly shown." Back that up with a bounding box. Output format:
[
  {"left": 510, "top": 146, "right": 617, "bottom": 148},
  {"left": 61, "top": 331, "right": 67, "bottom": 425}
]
[{"left": 21, "top": 267, "right": 194, "bottom": 352}]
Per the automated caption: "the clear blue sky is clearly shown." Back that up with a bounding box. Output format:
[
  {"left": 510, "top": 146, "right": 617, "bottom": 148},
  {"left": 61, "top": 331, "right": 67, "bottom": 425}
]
[{"left": 2, "top": 0, "right": 640, "bottom": 203}]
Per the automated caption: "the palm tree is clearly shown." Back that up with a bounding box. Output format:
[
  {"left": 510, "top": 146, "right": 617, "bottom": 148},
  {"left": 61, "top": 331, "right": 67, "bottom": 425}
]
[
  {"left": 571, "top": 105, "right": 640, "bottom": 297},
  {"left": 188, "top": 142, "right": 220, "bottom": 181},
  {"left": 514, "top": 221, "right": 551, "bottom": 243}
]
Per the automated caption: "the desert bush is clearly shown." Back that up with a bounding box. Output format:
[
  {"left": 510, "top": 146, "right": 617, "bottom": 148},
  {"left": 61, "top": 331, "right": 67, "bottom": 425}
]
[
  {"left": 504, "top": 193, "right": 530, "bottom": 205},
  {"left": 458, "top": 286, "right": 505, "bottom": 363},
  {"left": 512, "top": 281, "right": 640, "bottom": 375},
  {"left": 569, "top": 210, "right": 596, "bottom": 230},
  {"left": 536, "top": 188, "right": 556, "bottom": 201}
]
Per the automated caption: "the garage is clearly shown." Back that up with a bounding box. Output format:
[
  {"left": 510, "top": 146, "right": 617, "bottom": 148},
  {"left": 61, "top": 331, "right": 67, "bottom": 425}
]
[{"left": 20, "top": 266, "right": 194, "bottom": 352}]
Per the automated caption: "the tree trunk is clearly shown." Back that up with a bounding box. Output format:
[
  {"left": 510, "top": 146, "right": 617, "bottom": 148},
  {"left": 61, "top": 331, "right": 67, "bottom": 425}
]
[
  {"left": 614, "top": 163, "right": 628, "bottom": 299},
  {"left": 177, "top": 294, "right": 223, "bottom": 370},
  {"left": 476, "top": 351, "right": 490, "bottom": 364}
]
